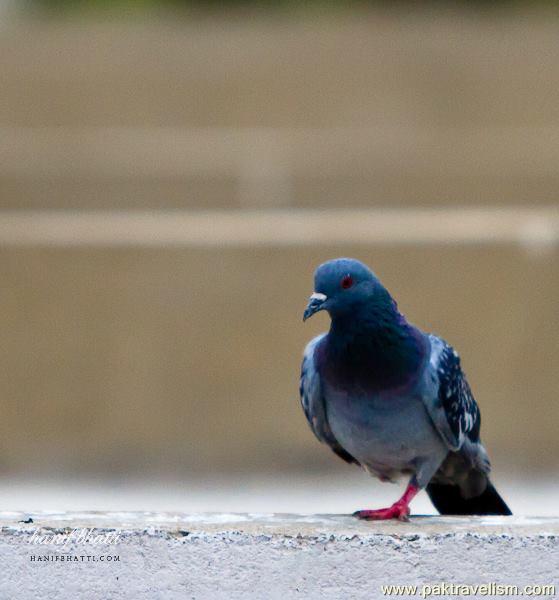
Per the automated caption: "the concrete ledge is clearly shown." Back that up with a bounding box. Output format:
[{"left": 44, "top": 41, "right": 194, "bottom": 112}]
[{"left": 1, "top": 512, "right": 558, "bottom": 599}]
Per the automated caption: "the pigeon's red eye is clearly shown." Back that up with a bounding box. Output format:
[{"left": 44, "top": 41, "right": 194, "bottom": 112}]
[{"left": 341, "top": 275, "right": 354, "bottom": 289}]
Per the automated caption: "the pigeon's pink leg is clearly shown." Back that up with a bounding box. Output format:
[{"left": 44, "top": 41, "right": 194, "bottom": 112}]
[{"left": 353, "top": 483, "right": 419, "bottom": 521}]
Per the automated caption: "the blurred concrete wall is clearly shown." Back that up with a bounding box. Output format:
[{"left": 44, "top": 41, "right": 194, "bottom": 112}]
[
  {"left": 2, "top": 16, "right": 559, "bottom": 209},
  {"left": 0, "top": 13, "right": 558, "bottom": 477}
]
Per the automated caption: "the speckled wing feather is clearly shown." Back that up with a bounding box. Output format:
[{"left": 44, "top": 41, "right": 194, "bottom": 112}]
[
  {"left": 423, "top": 334, "right": 481, "bottom": 452},
  {"left": 299, "top": 335, "right": 359, "bottom": 465}
]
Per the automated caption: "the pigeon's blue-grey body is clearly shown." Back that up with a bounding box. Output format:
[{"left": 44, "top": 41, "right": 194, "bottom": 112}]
[{"left": 300, "top": 258, "right": 510, "bottom": 517}]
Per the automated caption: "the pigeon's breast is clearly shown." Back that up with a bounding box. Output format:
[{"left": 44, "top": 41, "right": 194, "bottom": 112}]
[{"left": 323, "top": 383, "right": 444, "bottom": 480}]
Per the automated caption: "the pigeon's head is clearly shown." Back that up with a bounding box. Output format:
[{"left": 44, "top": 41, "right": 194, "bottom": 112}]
[{"left": 303, "top": 258, "right": 387, "bottom": 321}]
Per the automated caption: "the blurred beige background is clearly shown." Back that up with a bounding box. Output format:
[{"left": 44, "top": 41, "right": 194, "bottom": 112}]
[{"left": 0, "top": 4, "right": 558, "bottom": 511}]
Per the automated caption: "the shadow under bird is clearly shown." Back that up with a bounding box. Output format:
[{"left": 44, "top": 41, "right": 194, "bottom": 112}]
[{"left": 300, "top": 258, "right": 511, "bottom": 520}]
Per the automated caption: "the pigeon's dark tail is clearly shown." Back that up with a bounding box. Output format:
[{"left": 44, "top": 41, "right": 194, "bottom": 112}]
[{"left": 426, "top": 480, "right": 512, "bottom": 516}]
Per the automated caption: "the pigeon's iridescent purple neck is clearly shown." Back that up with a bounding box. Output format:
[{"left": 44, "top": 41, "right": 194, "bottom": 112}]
[{"left": 320, "top": 299, "right": 428, "bottom": 394}]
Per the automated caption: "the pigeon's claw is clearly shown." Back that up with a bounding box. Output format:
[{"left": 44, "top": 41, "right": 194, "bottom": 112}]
[
  {"left": 353, "top": 503, "right": 411, "bottom": 521},
  {"left": 353, "top": 482, "right": 418, "bottom": 521}
]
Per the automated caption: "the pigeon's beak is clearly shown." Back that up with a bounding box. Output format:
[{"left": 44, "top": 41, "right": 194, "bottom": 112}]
[{"left": 303, "top": 292, "right": 327, "bottom": 321}]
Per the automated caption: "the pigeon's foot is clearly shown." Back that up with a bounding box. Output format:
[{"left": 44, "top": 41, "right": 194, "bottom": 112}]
[
  {"left": 353, "top": 482, "right": 419, "bottom": 521},
  {"left": 353, "top": 502, "right": 410, "bottom": 522}
]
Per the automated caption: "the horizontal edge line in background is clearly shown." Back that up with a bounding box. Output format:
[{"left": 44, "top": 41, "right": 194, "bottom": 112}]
[
  {"left": 3, "top": 125, "right": 559, "bottom": 178},
  {"left": 0, "top": 208, "right": 558, "bottom": 248}
]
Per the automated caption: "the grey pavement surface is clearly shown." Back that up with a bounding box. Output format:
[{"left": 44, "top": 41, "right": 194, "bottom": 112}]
[{"left": 1, "top": 511, "right": 557, "bottom": 599}]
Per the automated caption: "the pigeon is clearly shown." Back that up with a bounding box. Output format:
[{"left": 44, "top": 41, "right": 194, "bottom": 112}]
[{"left": 300, "top": 258, "right": 511, "bottom": 520}]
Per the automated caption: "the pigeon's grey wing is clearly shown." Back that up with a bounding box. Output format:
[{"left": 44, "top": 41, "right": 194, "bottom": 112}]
[
  {"left": 300, "top": 334, "right": 359, "bottom": 465},
  {"left": 422, "top": 334, "right": 481, "bottom": 452}
]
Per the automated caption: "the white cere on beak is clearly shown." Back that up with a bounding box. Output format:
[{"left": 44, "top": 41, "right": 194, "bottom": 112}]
[{"left": 310, "top": 292, "right": 327, "bottom": 302}]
